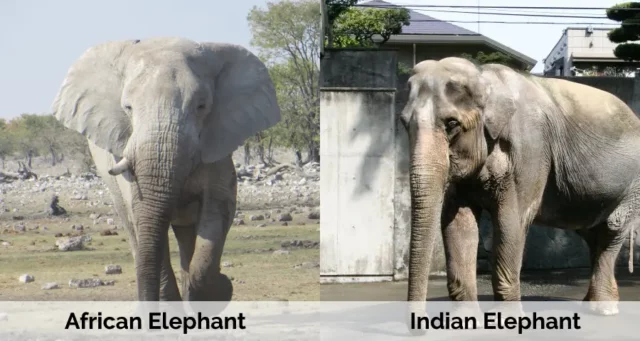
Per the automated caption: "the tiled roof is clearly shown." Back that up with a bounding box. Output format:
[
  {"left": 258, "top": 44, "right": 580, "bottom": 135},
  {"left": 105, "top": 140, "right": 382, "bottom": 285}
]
[{"left": 358, "top": 0, "right": 480, "bottom": 36}]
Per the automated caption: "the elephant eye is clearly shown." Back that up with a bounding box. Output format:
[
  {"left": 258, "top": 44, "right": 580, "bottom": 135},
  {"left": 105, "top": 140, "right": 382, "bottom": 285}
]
[
  {"left": 197, "top": 103, "right": 206, "bottom": 110},
  {"left": 446, "top": 118, "right": 459, "bottom": 128},
  {"left": 124, "top": 105, "right": 132, "bottom": 111},
  {"left": 445, "top": 118, "right": 460, "bottom": 133}
]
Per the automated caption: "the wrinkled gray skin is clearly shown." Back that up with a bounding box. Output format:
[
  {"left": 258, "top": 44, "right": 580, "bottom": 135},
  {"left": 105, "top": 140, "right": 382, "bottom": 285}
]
[
  {"left": 51, "top": 38, "right": 281, "bottom": 304},
  {"left": 401, "top": 57, "right": 640, "bottom": 316}
]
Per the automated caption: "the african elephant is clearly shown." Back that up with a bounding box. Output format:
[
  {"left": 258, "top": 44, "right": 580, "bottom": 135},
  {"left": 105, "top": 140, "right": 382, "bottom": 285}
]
[
  {"left": 400, "top": 57, "right": 639, "bottom": 316},
  {"left": 51, "top": 37, "right": 280, "bottom": 303}
]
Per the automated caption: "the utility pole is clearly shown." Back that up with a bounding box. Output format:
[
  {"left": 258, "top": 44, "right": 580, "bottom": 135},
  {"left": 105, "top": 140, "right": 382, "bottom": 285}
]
[
  {"left": 321, "top": 0, "right": 328, "bottom": 57},
  {"left": 477, "top": 0, "right": 480, "bottom": 33}
]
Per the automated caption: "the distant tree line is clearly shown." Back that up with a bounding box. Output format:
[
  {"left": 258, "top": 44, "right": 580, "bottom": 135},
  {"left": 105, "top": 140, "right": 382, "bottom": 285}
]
[{"left": 0, "top": 114, "right": 91, "bottom": 170}]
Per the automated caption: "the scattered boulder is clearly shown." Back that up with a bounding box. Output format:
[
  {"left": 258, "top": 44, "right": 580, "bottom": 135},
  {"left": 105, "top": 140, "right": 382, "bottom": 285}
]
[
  {"left": 307, "top": 211, "right": 320, "bottom": 220},
  {"left": 105, "top": 264, "right": 122, "bottom": 275},
  {"left": 294, "top": 262, "right": 319, "bottom": 269},
  {"left": 13, "top": 224, "right": 25, "bottom": 232},
  {"left": 281, "top": 240, "right": 319, "bottom": 249},
  {"left": 19, "top": 274, "right": 34, "bottom": 283},
  {"left": 233, "top": 219, "right": 245, "bottom": 226},
  {"left": 72, "top": 194, "right": 88, "bottom": 200},
  {"left": 250, "top": 215, "right": 264, "bottom": 221},
  {"left": 100, "top": 230, "right": 118, "bottom": 236},
  {"left": 56, "top": 235, "right": 91, "bottom": 251},
  {"left": 222, "top": 261, "right": 234, "bottom": 268},
  {"left": 278, "top": 213, "right": 293, "bottom": 222},
  {"left": 48, "top": 195, "right": 67, "bottom": 216},
  {"left": 272, "top": 249, "right": 290, "bottom": 255},
  {"left": 41, "top": 282, "right": 59, "bottom": 290},
  {"left": 106, "top": 218, "right": 115, "bottom": 225},
  {"left": 69, "top": 278, "right": 115, "bottom": 288},
  {"left": 257, "top": 223, "right": 267, "bottom": 228}
]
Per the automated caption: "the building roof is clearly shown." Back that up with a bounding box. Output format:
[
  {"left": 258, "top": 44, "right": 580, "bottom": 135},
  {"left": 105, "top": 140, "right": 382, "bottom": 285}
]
[
  {"left": 357, "top": 0, "right": 537, "bottom": 68},
  {"left": 358, "top": 0, "right": 479, "bottom": 36}
]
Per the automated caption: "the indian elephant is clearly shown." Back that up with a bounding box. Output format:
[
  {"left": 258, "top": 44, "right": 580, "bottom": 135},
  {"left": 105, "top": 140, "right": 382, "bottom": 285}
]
[
  {"left": 400, "top": 57, "right": 639, "bottom": 316},
  {"left": 51, "top": 37, "right": 281, "bottom": 303}
]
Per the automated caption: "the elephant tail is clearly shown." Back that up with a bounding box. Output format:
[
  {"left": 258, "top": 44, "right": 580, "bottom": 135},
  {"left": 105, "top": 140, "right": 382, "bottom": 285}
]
[{"left": 629, "top": 227, "right": 634, "bottom": 274}]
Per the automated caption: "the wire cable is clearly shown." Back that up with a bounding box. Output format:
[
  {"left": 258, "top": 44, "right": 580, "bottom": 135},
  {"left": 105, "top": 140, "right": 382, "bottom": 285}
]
[
  {"left": 412, "top": 9, "right": 607, "bottom": 19},
  {"left": 355, "top": 4, "right": 640, "bottom": 11}
]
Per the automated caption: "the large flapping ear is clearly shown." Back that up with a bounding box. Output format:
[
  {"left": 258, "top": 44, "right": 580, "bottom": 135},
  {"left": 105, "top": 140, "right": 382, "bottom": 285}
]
[
  {"left": 478, "top": 65, "right": 517, "bottom": 140},
  {"left": 51, "top": 40, "right": 138, "bottom": 157},
  {"left": 197, "top": 43, "right": 281, "bottom": 164}
]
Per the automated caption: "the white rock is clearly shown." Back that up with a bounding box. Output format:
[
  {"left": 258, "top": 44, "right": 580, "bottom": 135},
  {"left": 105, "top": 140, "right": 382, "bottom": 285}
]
[
  {"left": 19, "top": 274, "right": 34, "bottom": 283},
  {"left": 55, "top": 236, "right": 87, "bottom": 251},
  {"left": 42, "top": 282, "right": 59, "bottom": 290},
  {"left": 105, "top": 264, "right": 122, "bottom": 275}
]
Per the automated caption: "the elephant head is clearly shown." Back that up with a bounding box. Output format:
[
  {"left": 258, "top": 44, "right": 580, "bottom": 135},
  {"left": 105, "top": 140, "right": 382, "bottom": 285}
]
[
  {"left": 399, "top": 57, "right": 516, "bottom": 304},
  {"left": 51, "top": 37, "right": 280, "bottom": 301}
]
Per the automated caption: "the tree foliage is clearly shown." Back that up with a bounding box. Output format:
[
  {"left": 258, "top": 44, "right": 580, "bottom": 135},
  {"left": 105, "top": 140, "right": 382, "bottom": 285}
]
[
  {"left": 606, "top": 2, "right": 640, "bottom": 61},
  {"left": 331, "top": 7, "right": 410, "bottom": 47},
  {"left": 324, "top": 1, "right": 410, "bottom": 48},
  {"left": 460, "top": 51, "right": 526, "bottom": 70},
  {"left": 247, "top": 0, "right": 320, "bottom": 164},
  {"left": 0, "top": 113, "right": 91, "bottom": 170}
]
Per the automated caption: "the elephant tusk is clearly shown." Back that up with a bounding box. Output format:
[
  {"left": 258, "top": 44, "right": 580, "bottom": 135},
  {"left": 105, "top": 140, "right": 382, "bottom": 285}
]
[{"left": 108, "top": 157, "right": 131, "bottom": 176}]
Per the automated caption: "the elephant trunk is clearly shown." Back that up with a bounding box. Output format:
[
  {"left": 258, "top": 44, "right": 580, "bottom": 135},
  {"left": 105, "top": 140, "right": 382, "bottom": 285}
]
[
  {"left": 131, "top": 129, "right": 190, "bottom": 302},
  {"left": 407, "top": 134, "right": 449, "bottom": 305}
]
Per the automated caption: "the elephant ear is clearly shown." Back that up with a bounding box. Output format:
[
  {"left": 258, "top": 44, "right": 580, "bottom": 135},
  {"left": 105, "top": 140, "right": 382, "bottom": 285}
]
[
  {"left": 51, "top": 40, "right": 137, "bottom": 157},
  {"left": 198, "top": 43, "right": 281, "bottom": 164},
  {"left": 478, "top": 66, "right": 517, "bottom": 140}
]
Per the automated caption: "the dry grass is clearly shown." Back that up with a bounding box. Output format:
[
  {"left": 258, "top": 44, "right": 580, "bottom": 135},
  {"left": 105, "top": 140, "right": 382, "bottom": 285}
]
[{"left": 0, "top": 209, "right": 319, "bottom": 301}]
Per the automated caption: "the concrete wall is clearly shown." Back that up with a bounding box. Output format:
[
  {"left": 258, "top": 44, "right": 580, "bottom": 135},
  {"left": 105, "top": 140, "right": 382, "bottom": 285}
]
[{"left": 320, "top": 49, "right": 401, "bottom": 283}]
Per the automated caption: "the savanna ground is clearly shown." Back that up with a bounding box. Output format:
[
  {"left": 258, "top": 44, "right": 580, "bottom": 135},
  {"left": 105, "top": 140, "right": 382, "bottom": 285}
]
[{"left": 0, "top": 148, "right": 320, "bottom": 301}]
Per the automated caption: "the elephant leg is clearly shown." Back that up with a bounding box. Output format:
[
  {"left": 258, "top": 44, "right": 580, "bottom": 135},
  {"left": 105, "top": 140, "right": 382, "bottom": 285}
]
[
  {"left": 159, "top": 234, "right": 181, "bottom": 301},
  {"left": 172, "top": 224, "right": 197, "bottom": 298},
  {"left": 577, "top": 227, "right": 599, "bottom": 302},
  {"left": 441, "top": 192, "right": 480, "bottom": 301},
  {"left": 490, "top": 189, "right": 529, "bottom": 301},
  {"left": 584, "top": 226, "right": 625, "bottom": 304},
  {"left": 185, "top": 203, "right": 233, "bottom": 302}
]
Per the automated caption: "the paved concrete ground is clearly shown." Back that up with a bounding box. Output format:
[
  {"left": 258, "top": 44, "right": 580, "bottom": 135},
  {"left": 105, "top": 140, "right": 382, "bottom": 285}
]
[{"left": 321, "top": 268, "right": 640, "bottom": 301}]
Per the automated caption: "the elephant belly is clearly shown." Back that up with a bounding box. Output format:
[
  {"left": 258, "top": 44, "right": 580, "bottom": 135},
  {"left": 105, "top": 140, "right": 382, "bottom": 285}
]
[
  {"left": 171, "top": 200, "right": 201, "bottom": 226},
  {"left": 533, "top": 186, "right": 618, "bottom": 231}
]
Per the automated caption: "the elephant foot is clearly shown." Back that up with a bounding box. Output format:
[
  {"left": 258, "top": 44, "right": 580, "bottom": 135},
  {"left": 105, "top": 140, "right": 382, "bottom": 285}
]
[
  {"left": 584, "top": 301, "right": 619, "bottom": 316},
  {"left": 449, "top": 301, "right": 483, "bottom": 321},
  {"left": 186, "top": 273, "right": 234, "bottom": 317},
  {"left": 211, "top": 273, "right": 234, "bottom": 301},
  {"left": 406, "top": 302, "right": 428, "bottom": 336}
]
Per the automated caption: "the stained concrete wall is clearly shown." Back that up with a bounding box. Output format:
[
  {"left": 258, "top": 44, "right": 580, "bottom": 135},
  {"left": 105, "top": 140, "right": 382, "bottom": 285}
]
[{"left": 320, "top": 49, "right": 403, "bottom": 283}]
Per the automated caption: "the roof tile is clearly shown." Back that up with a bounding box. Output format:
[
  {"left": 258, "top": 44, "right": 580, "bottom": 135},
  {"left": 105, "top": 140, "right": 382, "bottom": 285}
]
[{"left": 358, "top": 0, "right": 480, "bottom": 36}]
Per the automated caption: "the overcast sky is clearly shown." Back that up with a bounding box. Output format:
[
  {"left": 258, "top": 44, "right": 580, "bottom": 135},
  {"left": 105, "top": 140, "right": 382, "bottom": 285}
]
[{"left": 0, "top": 0, "right": 628, "bottom": 119}]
